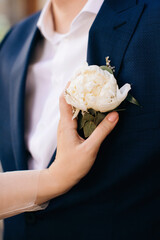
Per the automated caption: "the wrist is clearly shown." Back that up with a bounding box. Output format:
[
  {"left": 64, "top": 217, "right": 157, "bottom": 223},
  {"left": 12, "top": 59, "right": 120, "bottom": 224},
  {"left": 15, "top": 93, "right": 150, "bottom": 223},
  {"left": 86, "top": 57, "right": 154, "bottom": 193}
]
[
  {"left": 35, "top": 168, "right": 63, "bottom": 205},
  {"left": 36, "top": 162, "right": 76, "bottom": 205},
  {"left": 48, "top": 161, "right": 79, "bottom": 193}
]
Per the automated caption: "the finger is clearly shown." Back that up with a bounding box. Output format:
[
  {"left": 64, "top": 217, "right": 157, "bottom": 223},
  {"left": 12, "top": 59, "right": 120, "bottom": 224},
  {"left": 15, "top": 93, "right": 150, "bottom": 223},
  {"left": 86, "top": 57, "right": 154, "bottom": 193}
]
[
  {"left": 59, "top": 93, "right": 77, "bottom": 128},
  {"left": 59, "top": 81, "right": 71, "bottom": 118},
  {"left": 86, "top": 112, "right": 119, "bottom": 149},
  {"left": 65, "top": 81, "right": 71, "bottom": 89}
]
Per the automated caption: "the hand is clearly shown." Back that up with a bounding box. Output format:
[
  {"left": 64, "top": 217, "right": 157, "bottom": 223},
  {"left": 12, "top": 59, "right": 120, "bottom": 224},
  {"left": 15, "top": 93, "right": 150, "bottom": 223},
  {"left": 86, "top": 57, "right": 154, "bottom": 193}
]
[
  {"left": 37, "top": 93, "right": 119, "bottom": 204},
  {"left": 48, "top": 93, "right": 119, "bottom": 195}
]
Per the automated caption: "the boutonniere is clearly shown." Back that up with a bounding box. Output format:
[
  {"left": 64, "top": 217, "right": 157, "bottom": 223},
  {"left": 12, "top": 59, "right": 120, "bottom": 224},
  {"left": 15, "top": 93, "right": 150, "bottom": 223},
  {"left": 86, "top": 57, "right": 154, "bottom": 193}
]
[{"left": 65, "top": 57, "right": 140, "bottom": 138}]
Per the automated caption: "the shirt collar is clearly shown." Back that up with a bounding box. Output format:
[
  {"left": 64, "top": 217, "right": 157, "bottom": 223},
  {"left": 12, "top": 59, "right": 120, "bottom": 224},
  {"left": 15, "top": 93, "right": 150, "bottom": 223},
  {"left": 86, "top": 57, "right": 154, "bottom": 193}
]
[{"left": 37, "top": 0, "right": 104, "bottom": 43}]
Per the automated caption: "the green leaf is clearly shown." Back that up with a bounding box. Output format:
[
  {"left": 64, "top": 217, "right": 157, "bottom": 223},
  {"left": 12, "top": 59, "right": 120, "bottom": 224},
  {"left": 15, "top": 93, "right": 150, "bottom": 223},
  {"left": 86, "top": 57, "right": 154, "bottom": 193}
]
[
  {"left": 126, "top": 93, "right": 141, "bottom": 107},
  {"left": 88, "top": 108, "right": 97, "bottom": 116},
  {"left": 83, "top": 112, "right": 94, "bottom": 121},
  {"left": 78, "top": 112, "right": 86, "bottom": 130},
  {"left": 94, "top": 112, "right": 106, "bottom": 125},
  {"left": 78, "top": 111, "right": 95, "bottom": 131},
  {"left": 83, "top": 121, "right": 96, "bottom": 138},
  {"left": 100, "top": 65, "right": 113, "bottom": 74}
]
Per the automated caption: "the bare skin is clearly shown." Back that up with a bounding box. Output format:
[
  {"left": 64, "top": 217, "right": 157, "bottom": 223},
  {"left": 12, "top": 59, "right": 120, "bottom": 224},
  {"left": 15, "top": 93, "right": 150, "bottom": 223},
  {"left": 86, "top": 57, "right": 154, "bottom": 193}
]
[{"left": 51, "top": 0, "right": 88, "bottom": 33}]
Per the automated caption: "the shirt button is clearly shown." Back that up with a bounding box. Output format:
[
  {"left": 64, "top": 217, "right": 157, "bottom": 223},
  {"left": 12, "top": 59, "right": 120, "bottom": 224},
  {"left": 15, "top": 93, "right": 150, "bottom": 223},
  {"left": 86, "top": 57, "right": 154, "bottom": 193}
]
[{"left": 25, "top": 213, "right": 37, "bottom": 225}]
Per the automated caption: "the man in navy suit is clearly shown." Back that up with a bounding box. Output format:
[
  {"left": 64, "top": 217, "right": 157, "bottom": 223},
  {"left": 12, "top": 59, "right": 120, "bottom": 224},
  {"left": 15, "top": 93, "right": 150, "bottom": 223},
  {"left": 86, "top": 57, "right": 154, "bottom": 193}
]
[{"left": 0, "top": 0, "right": 160, "bottom": 239}]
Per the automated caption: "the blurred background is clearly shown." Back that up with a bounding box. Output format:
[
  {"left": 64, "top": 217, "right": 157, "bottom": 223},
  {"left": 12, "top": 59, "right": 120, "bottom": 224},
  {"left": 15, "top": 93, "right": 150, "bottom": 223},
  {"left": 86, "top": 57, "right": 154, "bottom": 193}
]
[
  {"left": 0, "top": 1, "right": 46, "bottom": 238},
  {"left": 0, "top": 0, "right": 45, "bottom": 41}
]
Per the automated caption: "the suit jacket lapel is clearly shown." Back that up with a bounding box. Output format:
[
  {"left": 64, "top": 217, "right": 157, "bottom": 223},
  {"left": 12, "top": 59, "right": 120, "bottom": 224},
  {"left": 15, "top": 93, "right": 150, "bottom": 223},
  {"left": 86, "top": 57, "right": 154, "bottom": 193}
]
[
  {"left": 87, "top": 0, "right": 145, "bottom": 79},
  {"left": 10, "top": 14, "right": 41, "bottom": 170}
]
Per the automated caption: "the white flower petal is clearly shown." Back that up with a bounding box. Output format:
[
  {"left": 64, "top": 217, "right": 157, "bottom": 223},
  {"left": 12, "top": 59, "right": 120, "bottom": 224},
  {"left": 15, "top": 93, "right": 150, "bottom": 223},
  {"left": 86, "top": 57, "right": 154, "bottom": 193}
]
[
  {"left": 72, "top": 109, "right": 80, "bottom": 119},
  {"left": 117, "top": 83, "right": 131, "bottom": 104},
  {"left": 65, "top": 62, "right": 131, "bottom": 114}
]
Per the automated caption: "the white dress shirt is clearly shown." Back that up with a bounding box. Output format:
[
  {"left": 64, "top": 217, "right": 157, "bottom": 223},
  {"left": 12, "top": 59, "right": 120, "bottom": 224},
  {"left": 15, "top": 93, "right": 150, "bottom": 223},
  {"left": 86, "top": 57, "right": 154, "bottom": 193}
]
[{"left": 25, "top": 0, "right": 104, "bottom": 170}]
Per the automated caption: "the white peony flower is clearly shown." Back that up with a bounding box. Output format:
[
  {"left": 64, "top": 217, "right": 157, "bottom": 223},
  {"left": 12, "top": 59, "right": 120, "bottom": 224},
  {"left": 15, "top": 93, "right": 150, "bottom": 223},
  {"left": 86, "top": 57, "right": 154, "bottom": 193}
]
[{"left": 65, "top": 62, "right": 131, "bottom": 118}]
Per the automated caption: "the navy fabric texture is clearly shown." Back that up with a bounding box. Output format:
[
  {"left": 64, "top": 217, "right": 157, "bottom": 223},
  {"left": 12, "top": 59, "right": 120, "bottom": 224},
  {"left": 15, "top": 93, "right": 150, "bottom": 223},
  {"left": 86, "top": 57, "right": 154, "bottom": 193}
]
[{"left": 0, "top": 0, "right": 160, "bottom": 239}]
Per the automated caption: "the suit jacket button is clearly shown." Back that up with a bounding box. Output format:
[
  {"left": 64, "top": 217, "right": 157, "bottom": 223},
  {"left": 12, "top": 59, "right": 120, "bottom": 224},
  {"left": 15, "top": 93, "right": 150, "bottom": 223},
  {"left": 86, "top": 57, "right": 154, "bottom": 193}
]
[{"left": 25, "top": 213, "right": 36, "bottom": 225}]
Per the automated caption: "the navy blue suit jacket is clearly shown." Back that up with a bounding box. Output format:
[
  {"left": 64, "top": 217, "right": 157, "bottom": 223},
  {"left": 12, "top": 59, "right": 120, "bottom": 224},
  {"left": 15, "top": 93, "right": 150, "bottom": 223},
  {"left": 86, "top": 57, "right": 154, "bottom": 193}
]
[{"left": 0, "top": 0, "right": 160, "bottom": 239}]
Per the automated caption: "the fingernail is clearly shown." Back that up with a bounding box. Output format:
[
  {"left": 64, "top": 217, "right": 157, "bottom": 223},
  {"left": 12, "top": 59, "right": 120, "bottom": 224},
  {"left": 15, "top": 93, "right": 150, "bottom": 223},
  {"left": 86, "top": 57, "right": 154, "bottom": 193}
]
[{"left": 107, "top": 112, "right": 119, "bottom": 122}]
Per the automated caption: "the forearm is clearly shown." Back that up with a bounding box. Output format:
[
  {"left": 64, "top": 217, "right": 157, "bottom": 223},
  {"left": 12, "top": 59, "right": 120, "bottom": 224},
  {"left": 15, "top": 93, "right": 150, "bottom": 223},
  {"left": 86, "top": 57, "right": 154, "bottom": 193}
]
[
  {"left": 0, "top": 169, "right": 52, "bottom": 219},
  {"left": 0, "top": 164, "right": 74, "bottom": 220}
]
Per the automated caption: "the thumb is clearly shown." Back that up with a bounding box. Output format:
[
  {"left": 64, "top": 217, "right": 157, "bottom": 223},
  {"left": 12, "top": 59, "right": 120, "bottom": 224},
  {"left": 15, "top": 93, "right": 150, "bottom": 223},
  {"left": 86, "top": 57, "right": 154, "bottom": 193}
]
[{"left": 86, "top": 112, "right": 119, "bottom": 149}]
